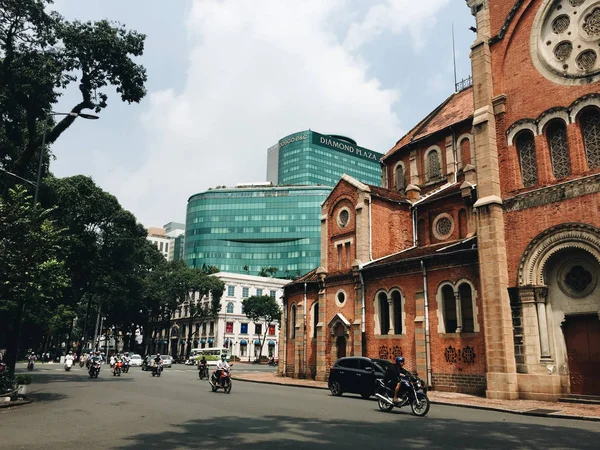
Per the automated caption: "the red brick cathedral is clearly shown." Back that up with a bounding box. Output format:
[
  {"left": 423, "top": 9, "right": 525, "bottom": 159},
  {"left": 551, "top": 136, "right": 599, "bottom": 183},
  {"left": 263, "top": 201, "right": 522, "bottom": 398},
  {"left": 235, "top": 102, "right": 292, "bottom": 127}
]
[{"left": 279, "top": 0, "right": 600, "bottom": 400}]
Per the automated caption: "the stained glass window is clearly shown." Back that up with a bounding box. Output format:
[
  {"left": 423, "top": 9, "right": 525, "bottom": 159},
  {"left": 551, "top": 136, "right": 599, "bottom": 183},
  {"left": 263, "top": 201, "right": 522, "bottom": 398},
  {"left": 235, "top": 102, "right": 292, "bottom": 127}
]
[
  {"left": 547, "top": 121, "right": 571, "bottom": 179},
  {"left": 427, "top": 150, "right": 442, "bottom": 181},
  {"left": 394, "top": 164, "right": 405, "bottom": 191},
  {"left": 581, "top": 108, "right": 600, "bottom": 169},
  {"left": 515, "top": 131, "right": 538, "bottom": 187}
]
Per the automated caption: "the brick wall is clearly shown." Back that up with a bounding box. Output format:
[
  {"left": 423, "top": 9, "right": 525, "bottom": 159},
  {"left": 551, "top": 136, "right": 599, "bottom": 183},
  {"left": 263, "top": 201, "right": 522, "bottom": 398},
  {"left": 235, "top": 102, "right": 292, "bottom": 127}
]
[{"left": 432, "top": 372, "right": 487, "bottom": 395}]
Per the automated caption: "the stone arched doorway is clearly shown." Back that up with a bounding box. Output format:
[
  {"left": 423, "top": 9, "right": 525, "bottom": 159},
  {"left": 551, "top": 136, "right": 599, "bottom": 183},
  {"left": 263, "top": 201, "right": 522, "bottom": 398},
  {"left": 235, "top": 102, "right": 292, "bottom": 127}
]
[
  {"left": 328, "top": 313, "right": 350, "bottom": 362},
  {"left": 516, "top": 223, "right": 600, "bottom": 396}
]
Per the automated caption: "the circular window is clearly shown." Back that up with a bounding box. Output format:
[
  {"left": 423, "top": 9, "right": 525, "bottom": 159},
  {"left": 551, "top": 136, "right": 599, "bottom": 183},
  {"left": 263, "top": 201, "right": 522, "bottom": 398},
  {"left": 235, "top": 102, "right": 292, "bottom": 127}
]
[
  {"left": 432, "top": 213, "right": 455, "bottom": 240},
  {"left": 337, "top": 208, "right": 350, "bottom": 228},
  {"left": 335, "top": 290, "right": 346, "bottom": 307},
  {"left": 531, "top": 0, "right": 600, "bottom": 85},
  {"left": 557, "top": 258, "right": 598, "bottom": 298}
]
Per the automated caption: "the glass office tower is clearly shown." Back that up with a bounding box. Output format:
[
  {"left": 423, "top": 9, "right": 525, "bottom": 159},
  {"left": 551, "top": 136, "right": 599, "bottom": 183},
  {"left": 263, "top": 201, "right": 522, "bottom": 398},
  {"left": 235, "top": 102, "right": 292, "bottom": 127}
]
[
  {"left": 267, "top": 130, "right": 384, "bottom": 187},
  {"left": 185, "top": 185, "right": 330, "bottom": 276}
]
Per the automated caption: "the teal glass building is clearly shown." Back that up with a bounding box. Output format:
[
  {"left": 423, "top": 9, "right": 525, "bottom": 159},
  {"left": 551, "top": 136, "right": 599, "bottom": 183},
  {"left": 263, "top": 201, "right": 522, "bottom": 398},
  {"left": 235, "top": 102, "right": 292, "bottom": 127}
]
[
  {"left": 185, "top": 185, "right": 330, "bottom": 276},
  {"left": 267, "top": 130, "right": 384, "bottom": 187}
]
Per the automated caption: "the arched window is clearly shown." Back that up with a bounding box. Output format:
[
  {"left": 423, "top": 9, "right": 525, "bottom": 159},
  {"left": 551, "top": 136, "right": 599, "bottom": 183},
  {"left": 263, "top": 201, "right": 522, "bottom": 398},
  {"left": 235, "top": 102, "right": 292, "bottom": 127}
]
[
  {"left": 378, "top": 292, "right": 390, "bottom": 335},
  {"left": 426, "top": 149, "right": 442, "bottom": 181},
  {"left": 290, "top": 305, "right": 296, "bottom": 339},
  {"left": 458, "top": 283, "right": 474, "bottom": 333},
  {"left": 394, "top": 163, "right": 406, "bottom": 192},
  {"left": 515, "top": 131, "right": 538, "bottom": 187},
  {"left": 391, "top": 290, "right": 402, "bottom": 335},
  {"left": 442, "top": 285, "right": 457, "bottom": 333},
  {"left": 226, "top": 302, "right": 234, "bottom": 314},
  {"left": 547, "top": 120, "right": 571, "bottom": 179},
  {"left": 312, "top": 302, "right": 319, "bottom": 338},
  {"left": 460, "top": 138, "right": 472, "bottom": 167},
  {"left": 580, "top": 108, "right": 600, "bottom": 170}
]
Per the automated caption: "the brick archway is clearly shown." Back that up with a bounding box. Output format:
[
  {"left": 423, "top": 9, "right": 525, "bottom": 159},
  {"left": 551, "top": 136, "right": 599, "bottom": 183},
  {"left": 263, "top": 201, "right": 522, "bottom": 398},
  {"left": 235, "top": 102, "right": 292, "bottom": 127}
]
[{"left": 518, "top": 223, "right": 600, "bottom": 286}]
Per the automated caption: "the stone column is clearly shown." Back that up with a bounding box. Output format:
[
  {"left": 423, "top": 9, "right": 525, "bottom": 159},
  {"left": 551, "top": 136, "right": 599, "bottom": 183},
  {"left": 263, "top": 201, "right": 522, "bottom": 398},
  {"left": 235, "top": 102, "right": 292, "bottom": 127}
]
[
  {"left": 454, "top": 292, "right": 463, "bottom": 333},
  {"left": 387, "top": 298, "right": 395, "bottom": 335},
  {"left": 534, "top": 287, "right": 551, "bottom": 360},
  {"left": 468, "top": 0, "right": 518, "bottom": 399},
  {"left": 278, "top": 299, "right": 287, "bottom": 376},
  {"left": 315, "top": 271, "right": 328, "bottom": 381}
]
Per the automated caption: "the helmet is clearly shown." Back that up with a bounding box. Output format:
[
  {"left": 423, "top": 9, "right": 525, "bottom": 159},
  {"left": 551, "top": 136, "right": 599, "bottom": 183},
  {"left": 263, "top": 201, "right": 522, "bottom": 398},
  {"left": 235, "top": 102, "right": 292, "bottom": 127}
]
[
  {"left": 221, "top": 354, "right": 226, "bottom": 360},
  {"left": 68, "top": 351, "right": 72, "bottom": 355},
  {"left": 156, "top": 354, "right": 160, "bottom": 357},
  {"left": 395, "top": 356, "right": 404, "bottom": 364},
  {"left": 124, "top": 352, "right": 129, "bottom": 356}
]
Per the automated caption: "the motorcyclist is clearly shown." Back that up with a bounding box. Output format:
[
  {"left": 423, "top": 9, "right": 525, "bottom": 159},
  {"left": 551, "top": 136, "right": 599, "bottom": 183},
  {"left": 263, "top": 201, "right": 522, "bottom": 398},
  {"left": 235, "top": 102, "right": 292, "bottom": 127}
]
[
  {"left": 384, "top": 356, "right": 411, "bottom": 404},
  {"left": 153, "top": 354, "right": 163, "bottom": 373},
  {"left": 109, "top": 354, "right": 116, "bottom": 368},
  {"left": 198, "top": 356, "right": 207, "bottom": 374},
  {"left": 28, "top": 352, "right": 36, "bottom": 369},
  {"left": 215, "top": 354, "right": 230, "bottom": 386},
  {"left": 112, "top": 353, "right": 122, "bottom": 374},
  {"left": 65, "top": 351, "right": 74, "bottom": 366}
]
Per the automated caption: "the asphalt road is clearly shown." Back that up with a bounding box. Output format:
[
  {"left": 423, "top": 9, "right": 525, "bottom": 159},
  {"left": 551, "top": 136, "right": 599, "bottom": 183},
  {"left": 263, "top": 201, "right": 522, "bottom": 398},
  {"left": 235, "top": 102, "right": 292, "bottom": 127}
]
[{"left": 1, "top": 363, "right": 599, "bottom": 450}]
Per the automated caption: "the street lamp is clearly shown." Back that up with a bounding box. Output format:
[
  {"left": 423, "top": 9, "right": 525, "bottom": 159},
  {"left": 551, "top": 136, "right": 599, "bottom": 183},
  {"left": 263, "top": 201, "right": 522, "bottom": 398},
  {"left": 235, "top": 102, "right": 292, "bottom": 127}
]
[{"left": 33, "top": 111, "right": 99, "bottom": 206}]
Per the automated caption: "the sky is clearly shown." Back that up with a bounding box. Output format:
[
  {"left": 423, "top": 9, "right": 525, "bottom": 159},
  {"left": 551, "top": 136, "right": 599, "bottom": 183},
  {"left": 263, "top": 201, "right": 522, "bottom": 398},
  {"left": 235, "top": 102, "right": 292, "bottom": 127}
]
[{"left": 50, "top": 0, "right": 475, "bottom": 228}]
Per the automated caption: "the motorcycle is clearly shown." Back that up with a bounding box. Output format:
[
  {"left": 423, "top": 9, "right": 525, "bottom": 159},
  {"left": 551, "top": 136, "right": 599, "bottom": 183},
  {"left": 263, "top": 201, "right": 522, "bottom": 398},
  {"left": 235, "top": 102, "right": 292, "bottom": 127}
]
[
  {"left": 64, "top": 359, "right": 73, "bottom": 371},
  {"left": 209, "top": 366, "right": 233, "bottom": 393},
  {"left": 374, "top": 376, "right": 430, "bottom": 417},
  {"left": 122, "top": 361, "right": 130, "bottom": 373},
  {"left": 151, "top": 363, "right": 163, "bottom": 377},
  {"left": 113, "top": 360, "right": 122, "bottom": 376},
  {"left": 79, "top": 360, "right": 85, "bottom": 368},
  {"left": 88, "top": 360, "right": 101, "bottom": 378},
  {"left": 198, "top": 363, "right": 209, "bottom": 380},
  {"left": 27, "top": 359, "right": 34, "bottom": 371},
  {"left": 267, "top": 358, "right": 277, "bottom": 367}
]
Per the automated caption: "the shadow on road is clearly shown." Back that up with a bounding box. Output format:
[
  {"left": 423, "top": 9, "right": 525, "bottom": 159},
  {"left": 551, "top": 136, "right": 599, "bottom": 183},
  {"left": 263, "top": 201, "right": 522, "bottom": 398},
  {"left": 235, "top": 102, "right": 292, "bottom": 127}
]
[
  {"left": 27, "top": 391, "right": 69, "bottom": 404},
  {"left": 31, "top": 372, "right": 135, "bottom": 385},
  {"left": 115, "top": 413, "right": 599, "bottom": 450}
]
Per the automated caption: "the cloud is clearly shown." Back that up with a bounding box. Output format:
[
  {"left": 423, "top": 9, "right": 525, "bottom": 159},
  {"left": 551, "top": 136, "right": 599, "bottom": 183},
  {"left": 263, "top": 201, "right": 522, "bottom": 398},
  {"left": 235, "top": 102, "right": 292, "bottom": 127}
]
[
  {"left": 107, "top": 0, "right": 449, "bottom": 227},
  {"left": 344, "top": 0, "right": 450, "bottom": 51}
]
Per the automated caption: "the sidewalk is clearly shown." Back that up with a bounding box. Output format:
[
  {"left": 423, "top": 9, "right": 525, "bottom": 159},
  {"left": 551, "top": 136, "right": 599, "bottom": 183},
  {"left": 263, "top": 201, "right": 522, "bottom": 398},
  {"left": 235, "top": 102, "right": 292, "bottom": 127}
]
[{"left": 232, "top": 372, "right": 600, "bottom": 422}]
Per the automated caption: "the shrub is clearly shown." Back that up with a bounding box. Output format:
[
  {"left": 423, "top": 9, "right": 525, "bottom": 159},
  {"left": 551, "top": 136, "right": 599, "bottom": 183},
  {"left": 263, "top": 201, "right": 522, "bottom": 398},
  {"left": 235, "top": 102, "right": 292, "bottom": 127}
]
[{"left": 15, "top": 374, "right": 32, "bottom": 385}]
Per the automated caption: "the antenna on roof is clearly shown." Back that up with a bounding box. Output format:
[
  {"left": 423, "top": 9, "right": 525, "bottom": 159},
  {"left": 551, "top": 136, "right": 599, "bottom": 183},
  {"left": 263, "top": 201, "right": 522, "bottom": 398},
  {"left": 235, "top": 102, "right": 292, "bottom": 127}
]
[{"left": 452, "top": 23, "right": 458, "bottom": 93}]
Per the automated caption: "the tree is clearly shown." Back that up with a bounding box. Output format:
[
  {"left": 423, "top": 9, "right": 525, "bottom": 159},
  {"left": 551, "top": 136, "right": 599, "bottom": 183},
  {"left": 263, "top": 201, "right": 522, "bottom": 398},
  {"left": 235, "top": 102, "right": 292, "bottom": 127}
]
[
  {"left": 258, "top": 266, "right": 279, "bottom": 278},
  {"left": 0, "top": 185, "right": 69, "bottom": 373},
  {"left": 241, "top": 295, "right": 282, "bottom": 361},
  {"left": 0, "top": 0, "right": 147, "bottom": 183}
]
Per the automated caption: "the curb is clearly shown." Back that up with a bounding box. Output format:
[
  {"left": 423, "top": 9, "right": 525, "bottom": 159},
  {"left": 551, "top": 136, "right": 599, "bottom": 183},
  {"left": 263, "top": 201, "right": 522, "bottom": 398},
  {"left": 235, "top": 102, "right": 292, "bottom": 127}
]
[
  {"left": 232, "top": 376, "right": 328, "bottom": 391},
  {"left": 232, "top": 378, "right": 600, "bottom": 422}
]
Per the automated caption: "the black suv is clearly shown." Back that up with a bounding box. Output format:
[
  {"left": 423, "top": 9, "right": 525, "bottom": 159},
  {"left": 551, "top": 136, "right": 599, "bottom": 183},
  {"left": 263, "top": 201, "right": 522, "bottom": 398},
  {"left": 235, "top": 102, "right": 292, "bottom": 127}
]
[{"left": 328, "top": 356, "right": 390, "bottom": 399}]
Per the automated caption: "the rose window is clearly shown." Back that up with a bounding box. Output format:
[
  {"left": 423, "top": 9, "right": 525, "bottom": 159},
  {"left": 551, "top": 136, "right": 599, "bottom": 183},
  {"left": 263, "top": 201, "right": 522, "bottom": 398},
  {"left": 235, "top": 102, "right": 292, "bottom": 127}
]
[
  {"left": 532, "top": 1, "right": 600, "bottom": 84},
  {"left": 436, "top": 218, "right": 452, "bottom": 237},
  {"left": 338, "top": 209, "right": 349, "bottom": 228}
]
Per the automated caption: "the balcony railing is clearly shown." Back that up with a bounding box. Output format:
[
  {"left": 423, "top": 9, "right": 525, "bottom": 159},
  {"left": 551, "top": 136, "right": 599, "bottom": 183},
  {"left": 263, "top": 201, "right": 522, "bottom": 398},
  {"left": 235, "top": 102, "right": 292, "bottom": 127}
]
[{"left": 455, "top": 76, "right": 473, "bottom": 93}]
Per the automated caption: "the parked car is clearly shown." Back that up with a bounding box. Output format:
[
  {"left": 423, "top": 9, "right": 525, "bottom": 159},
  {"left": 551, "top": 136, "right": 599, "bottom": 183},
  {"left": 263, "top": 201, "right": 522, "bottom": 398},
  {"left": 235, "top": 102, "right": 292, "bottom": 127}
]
[
  {"left": 129, "top": 354, "right": 142, "bottom": 367},
  {"left": 328, "top": 356, "right": 387, "bottom": 399},
  {"left": 142, "top": 355, "right": 172, "bottom": 370}
]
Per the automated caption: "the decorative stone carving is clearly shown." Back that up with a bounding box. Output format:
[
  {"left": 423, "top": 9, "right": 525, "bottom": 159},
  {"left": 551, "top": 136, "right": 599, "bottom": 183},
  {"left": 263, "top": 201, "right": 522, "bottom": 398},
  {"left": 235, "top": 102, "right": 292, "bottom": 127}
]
[
  {"left": 558, "top": 258, "right": 598, "bottom": 297},
  {"left": 504, "top": 173, "right": 600, "bottom": 212},
  {"left": 531, "top": 0, "right": 600, "bottom": 85},
  {"left": 432, "top": 213, "right": 455, "bottom": 240}
]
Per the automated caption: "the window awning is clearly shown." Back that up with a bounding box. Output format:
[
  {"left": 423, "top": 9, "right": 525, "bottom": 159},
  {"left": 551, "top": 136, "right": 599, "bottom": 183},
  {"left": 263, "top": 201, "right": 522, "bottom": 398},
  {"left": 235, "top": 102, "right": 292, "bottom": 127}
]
[
  {"left": 208, "top": 338, "right": 214, "bottom": 344},
  {"left": 268, "top": 340, "right": 276, "bottom": 346},
  {"left": 239, "top": 339, "right": 247, "bottom": 345},
  {"left": 200, "top": 338, "right": 206, "bottom": 344},
  {"left": 254, "top": 339, "right": 261, "bottom": 345}
]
